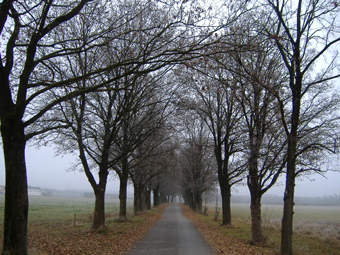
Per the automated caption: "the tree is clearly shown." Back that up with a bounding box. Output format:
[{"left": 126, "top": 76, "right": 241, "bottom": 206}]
[
  {"left": 173, "top": 48, "right": 246, "bottom": 224},
  {"left": 211, "top": 23, "right": 290, "bottom": 241},
  {"left": 150, "top": 162, "right": 180, "bottom": 206},
  {"left": 49, "top": 3, "right": 129, "bottom": 229},
  {"left": 176, "top": 114, "right": 217, "bottom": 212},
  {"left": 53, "top": 0, "right": 170, "bottom": 227},
  {"left": 123, "top": 71, "right": 176, "bottom": 214},
  {"left": 52, "top": 0, "right": 223, "bottom": 223},
  {"left": 130, "top": 140, "right": 175, "bottom": 214},
  {"left": 0, "top": 1, "right": 98, "bottom": 253},
  {"left": 109, "top": 70, "right": 171, "bottom": 216},
  {"left": 257, "top": 0, "right": 340, "bottom": 253},
  {"left": 231, "top": 47, "right": 287, "bottom": 242},
  {"left": 0, "top": 0, "right": 219, "bottom": 252},
  {"left": 56, "top": 85, "right": 124, "bottom": 229}
]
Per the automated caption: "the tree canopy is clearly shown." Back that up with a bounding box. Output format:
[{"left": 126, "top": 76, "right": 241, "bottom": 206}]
[{"left": 1, "top": 0, "right": 340, "bottom": 254}]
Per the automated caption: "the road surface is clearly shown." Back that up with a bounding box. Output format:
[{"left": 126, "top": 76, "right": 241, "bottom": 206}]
[{"left": 127, "top": 203, "right": 215, "bottom": 255}]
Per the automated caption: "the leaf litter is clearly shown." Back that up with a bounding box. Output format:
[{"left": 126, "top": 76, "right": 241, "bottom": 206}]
[
  {"left": 1, "top": 204, "right": 167, "bottom": 255},
  {"left": 180, "top": 204, "right": 275, "bottom": 255},
  {"left": 0, "top": 203, "right": 276, "bottom": 254}
]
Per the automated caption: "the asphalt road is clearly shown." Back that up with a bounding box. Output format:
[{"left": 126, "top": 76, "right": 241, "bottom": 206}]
[{"left": 127, "top": 203, "right": 215, "bottom": 255}]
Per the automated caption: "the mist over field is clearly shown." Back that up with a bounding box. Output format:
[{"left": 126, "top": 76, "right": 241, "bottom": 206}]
[{"left": 1, "top": 146, "right": 339, "bottom": 202}]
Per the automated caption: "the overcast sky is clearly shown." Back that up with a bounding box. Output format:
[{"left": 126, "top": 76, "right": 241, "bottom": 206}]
[{"left": 0, "top": 145, "right": 339, "bottom": 197}]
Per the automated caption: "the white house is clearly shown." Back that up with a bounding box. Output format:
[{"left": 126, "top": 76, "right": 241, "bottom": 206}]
[{"left": 28, "top": 187, "right": 42, "bottom": 196}]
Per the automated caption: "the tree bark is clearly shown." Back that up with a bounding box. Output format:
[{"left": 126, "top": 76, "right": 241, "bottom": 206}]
[
  {"left": 133, "top": 182, "right": 145, "bottom": 215},
  {"left": 281, "top": 168, "right": 295, "bottom": 255},
  {"left": 281, "top": 71, "right": 301, "bottom": 255},
  {"left": 216, "top": 139, "right": 233, "bottom": 226},
  {"left": 186, "top": 191, "right": 195, "bottom": 210},
  {"left": 250, "top": 195, "right": 263, "bottom": 243},
  {"left": 152, "top": 184, "right": 160, "bottom": 207},
  {"left": 191, "top": 192, "right": 197, "bottom": 211},
  {"left": 248, "top": 152, "right": 264, "bottom": 243},
  {"left": 220, "top": 181, "right": 232, "bottom": 226},
  {"left": 145, "top": 188, "right": 151, "bottom": 210},
  {"left": 92, "top": 187, "right": 106, "bottom": 229},
  {"left": 182, "top": 191, "right": 188, "bottom": 206},
  {"left": 281, "top": 136, "right": 297, "bottom": 254},
  {"left": 118, "top": 173, "right": 128, "bottom": 222},
  {"left": 79, "top": 143, "right": 108, "bottom": 230},
  {"left": 195, "top": 193, "right": 202, "bottom": 213},
  {"left": 92, "top": 165, "right": 108, "bottom": 230},
  {"left": 160, "top": 191, "right": 167, "bottom": 204},
  {"left": 1, "top": 118, "right": 28, "bottom": 255}
]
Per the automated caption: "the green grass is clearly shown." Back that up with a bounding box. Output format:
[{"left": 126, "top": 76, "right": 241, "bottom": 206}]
[
  {"left": 0, "top": 194, "right": 134, "bottom": 223},
  {"left": 0, "top": 194, "right": 166, "bottom": 254},
  {"left": 204, "top": 202, "right": 340, "bottom": 254},
  {"left": 1, "top": 195, "right": 339, "bottom": 254}
]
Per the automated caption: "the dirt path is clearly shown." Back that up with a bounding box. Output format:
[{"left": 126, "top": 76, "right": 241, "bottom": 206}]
[{"left": 127, "top": 203, "right": 215, "bottom": 255}]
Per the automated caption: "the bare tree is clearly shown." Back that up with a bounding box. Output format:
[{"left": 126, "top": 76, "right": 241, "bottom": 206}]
[
  {"left": 130, "top": 137, "right": 176, "bottom": 214},
  {"left": 0, "top": 0, "right": 221, "bottom": 252},
  {"left": 231, "top": 48, "right": 287, "bottom": 242},
  {"left": 56, "top": 84, "right": 125, "bottom": 229},
  {"left": 175, "top": 114, "right": 217, "bottom": 212},
  {"left": 0, "top": 1, "right": 102, "bottom": 252},
  {"left": 173, "top": 48, "right": 246, "bottom": 224},
  {"left": 51, "top": 0, "right": 170, "bottom": 227},
  {"left": 48, "top": 4, "right": 129, "bottom": 229},
  {"left": 254, "top": 0, "right": 340, "bottom": 253}
]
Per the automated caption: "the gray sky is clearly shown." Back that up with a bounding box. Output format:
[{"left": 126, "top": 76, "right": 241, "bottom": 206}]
[{"left": 0, "top": 145, "right": 339, "bottom": 197}]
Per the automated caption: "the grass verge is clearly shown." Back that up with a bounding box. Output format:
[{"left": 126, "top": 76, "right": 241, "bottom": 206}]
[
  {"left": 180, "top": 204, "right": 274, "bottom": 255},
  {"left": 180, "top": 204, "right": 340, "bottom": 255},
  {"left": 0, "top": 202, "right": 168, "bottom": 255}
]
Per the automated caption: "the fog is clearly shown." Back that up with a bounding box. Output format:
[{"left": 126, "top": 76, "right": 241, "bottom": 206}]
[{"left": 0, "top": 146, "right": 339, "bottom": 197}]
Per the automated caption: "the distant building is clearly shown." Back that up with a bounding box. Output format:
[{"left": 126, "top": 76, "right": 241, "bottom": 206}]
[
  {"left": 28, "top": 187, "right": 42, "bottom": 196},
  {"left": 0, "top": 185, "right": 5, "bottom": 194}
]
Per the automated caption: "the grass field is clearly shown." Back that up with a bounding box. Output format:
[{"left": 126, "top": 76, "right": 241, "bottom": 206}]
[
  {"left": 203, "top": 202, "right": 340, "bottom": 254},
  {"left": 0, "top": 194, "right": 162, "bottom": 254},
  {"left": 0, "top": 195, "right": 339, "bottom": 254},
  {"left": 0, "top": 194, "right": 134, "bottom": 222}
]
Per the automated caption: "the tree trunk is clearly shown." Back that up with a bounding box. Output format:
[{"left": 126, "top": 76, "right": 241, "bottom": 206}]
[
  {"left": 1, "top": 117, "right": 28, "bottom": 255},
  {"left": 133, "top": 183, "right": 145, "bottom": 215},
  {"left": 145, "top": 188, "right": 151, "bottom": 210},
  {"left": 92, "top": 187, "right": 106, "bottom": 229},
  {"left": 243, "top": 86, "right": 268, "bottom": 242},
  {"left": 220, "top": 182, "right": 232, "bottom": 226},
  {"left": 248, "top": 153, "right": 264, "bottom": 243},
  {"left": 250, "top": 195, "right": 263, "bottom": 243},
  {"left": 188, "top": 191, "right": 194, "bottom": 210},
  {"left": 160, "top": 191, "right": 167, "bottom": 204},
  {"left": 141, "top": 188, "right": 146, "bottom": 211},
  {"left": 281, "top": 137, "right": 297, "bottom": 254},
  {"left": 195, "top": 193, "right": 202, "bottom": 213},
  {"left": 92, "top": 165, "right": 108, "bottom": 230},
  {"left": 153, "top": 184, "right": 160, "bottom": 207},
  {"left": 118, "top": 173, "right": 128, "bottom": 221},
  {"left": 216, "top": 143, "right": 232, "bottom": 226},
  {"left": 134, "top": 184, "right": 138, "bottom": 215},
  {"left": 281, "top": 83, "right": 301, "bottom": 255},
  {"left": 182, "top": 191, "right": 189, "bottom": 206},
  {"left": 281, "top": 172, "right": 295, "bottom": 255}
]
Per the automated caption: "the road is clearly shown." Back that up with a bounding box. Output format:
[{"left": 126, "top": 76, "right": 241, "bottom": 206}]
[{"left": 127, "top": 203, "right": 215, "bottom": 255}]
